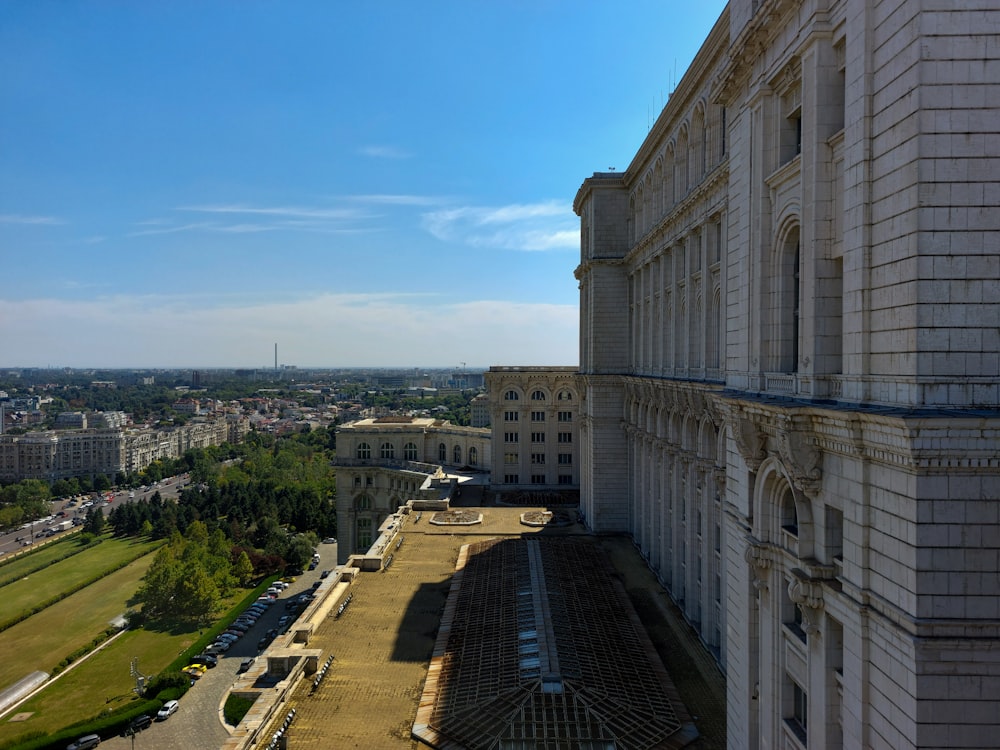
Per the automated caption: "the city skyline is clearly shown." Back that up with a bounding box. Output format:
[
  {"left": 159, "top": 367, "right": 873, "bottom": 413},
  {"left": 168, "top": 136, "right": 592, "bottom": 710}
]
[{"left": 1, "top": 1, "right": 726, "bottom": 369}]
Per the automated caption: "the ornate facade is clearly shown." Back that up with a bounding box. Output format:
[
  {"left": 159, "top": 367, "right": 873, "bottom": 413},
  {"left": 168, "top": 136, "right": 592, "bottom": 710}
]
[
  {"left": 484, "top": 367, "right": 581, "bottom": 491},
  {"left": 574, "top": 1, "right": 1000, "bottom": 748},
  {"left": 333, "top": 417, "right": 491, "bottom": 558}
]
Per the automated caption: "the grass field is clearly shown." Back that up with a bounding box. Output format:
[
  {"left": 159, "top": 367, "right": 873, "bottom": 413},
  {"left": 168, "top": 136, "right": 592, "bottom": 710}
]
[
  {"left": 0, "top": 536, "right": 160, "bottom": 691},
  {"left": 0, "top": 536, "right": 160, "bottom": 630},
  {"left": 0, "top": 535, "right": 94, "bottom": 588},
  {"left": 0, "top": 627, "right": 201, "bottom": 748},
  {"left": 0, "top": 536, "right": 261, "bottom": 748}
]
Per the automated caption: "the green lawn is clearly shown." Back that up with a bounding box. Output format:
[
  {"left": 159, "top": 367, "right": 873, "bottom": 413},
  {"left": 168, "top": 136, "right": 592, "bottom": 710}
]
[
  {"left": 1, "top": 536, "right": 161, "bottom": 628},
  {"left": 0, "top": 539, "right": 160, "bottom": 692},
  {"left": 0, "top": 627, "right": 202, "bottom": 748},
  {"left": 0, "top": 534, "right": 94, "bottom": 589},
  {"left": 0, "top": 556, "right": 260, "bottom": 748}
]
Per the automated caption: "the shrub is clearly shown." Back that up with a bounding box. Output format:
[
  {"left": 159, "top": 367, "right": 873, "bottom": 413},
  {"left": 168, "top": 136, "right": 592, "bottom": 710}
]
[{"left": 224, "top": 693, "right": 257, "bottom": 725}]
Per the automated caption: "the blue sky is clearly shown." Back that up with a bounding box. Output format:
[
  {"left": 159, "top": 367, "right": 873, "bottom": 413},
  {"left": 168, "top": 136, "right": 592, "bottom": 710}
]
[{"left": 1, "top": 1, "right": 725, "bottom": 369}]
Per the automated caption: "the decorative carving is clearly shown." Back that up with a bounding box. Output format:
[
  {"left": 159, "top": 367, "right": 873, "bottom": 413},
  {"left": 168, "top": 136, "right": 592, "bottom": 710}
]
[
  {"left": 788, "top": 568, "right": 825, "bottom": 636},
  {"left": 734, "top": 416, "right": 766, "bottom": 471},
  {"left": 744, "top": 537, "right": 774, "bottom": 591},
  {"left": 776, "top": 422, "right": 823, "bottom": 498}
]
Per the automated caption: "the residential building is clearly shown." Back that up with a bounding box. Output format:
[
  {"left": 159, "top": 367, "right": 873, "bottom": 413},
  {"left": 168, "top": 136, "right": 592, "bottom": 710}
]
[
  {"left": 0, "top": 415, "right": 242, "bottom": 482},
  {"left": 573, "top": 1, "right": 1000, "bottom": 748},
  {"left": 469, "top": 393, "right": 491, "bottom": 428}
]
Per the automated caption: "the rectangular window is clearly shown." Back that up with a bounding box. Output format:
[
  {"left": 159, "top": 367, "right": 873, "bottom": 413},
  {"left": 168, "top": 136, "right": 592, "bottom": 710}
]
[
  {"left": 531, "top": 453, "right": 545, "bottom": 465},
  {"left": 558, "top": 453, "right": 572, "bottom": 465},
  {"left": 531, "top": 432, "right": 545, "bottom": 443},
  {"left": 504, "top": 473, "right": 519, "bottom": 484},
  {"left": 558, "top": 474, "right": 573, "bottom": 485},
  {"left": 531, "top": 474, "right": 545, "bottom": 485},
  {"left": 504, "top": 432, "right": 519, "bottom": 443},
  {"left": 558, "top": 432, "right": 572, "bottom": 443},
  {"left": 557, "top": 411, "right": 572, "bottom": 422},
  {"left": 531, "top": 411, "right": 545, "bottom": 421},
  {"left": 791, "top": 682, "right": 808, "bottom": 738},
  {"left": 504, "top": 452, "right": 519, "bottom": 464},
  {"left": 504, "top": 411, "right": 519, "bottom": 422}
]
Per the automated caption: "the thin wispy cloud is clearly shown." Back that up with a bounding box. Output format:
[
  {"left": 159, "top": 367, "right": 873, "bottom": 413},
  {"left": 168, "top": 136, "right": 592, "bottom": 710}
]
[
  {"left": 84, "top": 236, "right": 107, "bottom": 245},
  {"left": 179, "top": 204, "right": 369, "bottom": 221},
  {"left": 349, "top": 194, "right": 446, "bottom": 207},
  {"left": 422, "top": 200, "right": 577, "bottom": 252},
  {"left": 128, "top": 222, "right": 214, "bottom": 237},
  {"left": 0, "top": 213, "right": 64, "bottom": 225},
  {"left": 359, "top": 145, "right": 411, "bottom": 159}
]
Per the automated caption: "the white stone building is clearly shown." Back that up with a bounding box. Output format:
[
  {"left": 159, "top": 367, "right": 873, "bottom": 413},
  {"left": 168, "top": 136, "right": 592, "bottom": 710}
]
[
  {"left": 484, "top": 367, "right": 581, "bottom": 491},
  {"left": 573, "top": 1, "right": 1000, "bottom": 748},
  {"left": 333, "top": 417, "right": 491, "bottom": 558}
]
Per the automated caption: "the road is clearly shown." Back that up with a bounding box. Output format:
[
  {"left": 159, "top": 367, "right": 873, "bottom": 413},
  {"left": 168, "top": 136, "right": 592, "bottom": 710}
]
[
  {"left": 0, "top": 476, "right": 190, "bottom": 559},
  {"left": 98, "top": 543, "right": 336, "bottom": 750}
]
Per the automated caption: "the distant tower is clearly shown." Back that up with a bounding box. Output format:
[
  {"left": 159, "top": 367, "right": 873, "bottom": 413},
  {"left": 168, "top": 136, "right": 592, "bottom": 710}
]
[{"left": 274, "top": 343, "right": 278, "bottom": 371}]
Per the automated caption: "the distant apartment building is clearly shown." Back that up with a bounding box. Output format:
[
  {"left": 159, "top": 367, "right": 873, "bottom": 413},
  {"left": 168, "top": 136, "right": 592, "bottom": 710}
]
[
  {"left": 469, "top": 393, "right": 490, "bottom": 428},
  {"left": 484, "top": 367, "right": 580, "bottom": 491},
  {"left": 0, "top": 415, "right": 243, "bottom": 482},
  {"left": 54, "top": 411, "right": 88, "bottom": 429}
]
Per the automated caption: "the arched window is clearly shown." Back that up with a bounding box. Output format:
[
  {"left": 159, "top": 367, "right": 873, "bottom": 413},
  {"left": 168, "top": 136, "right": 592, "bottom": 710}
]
[
  {"left": 531, "top": 390, "right": 546, "bottom": 401},
  {"left": 770, "top": 225, "right": 801, "bottom": 374},
  {"left": 356, "top": 442, "right": 371, "bottom": 460},
  {"left": 504, "top": 390, "right": 520, "bottom": 401},
  {"left": 557, "top": 390, "right": 573, "bottom": 401},
  {"left": 380, "top": 442, "right": 395, "bottom": 459},
  {"left": 404, "top": 442, "right": 417, "bottom": 461},
  {"left": 453, "top": 445, "right": 462, "bottom": 464},
  {"left": 355, "top": 495, "right": 372, "bottom": 511},
  {"left": 438, "top": 443, "right": 446, "bottom": 461},
  {"left": 780, "top": 486, "right": 798, "bottom": 536},
  {"left": 468, "top": 447, "right": 478, "bottom": 466}
]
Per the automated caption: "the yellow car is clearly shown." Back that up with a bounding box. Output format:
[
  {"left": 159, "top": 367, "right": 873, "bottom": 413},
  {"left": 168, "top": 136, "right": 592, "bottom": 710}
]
[{"left": 182, "top": 664, "right": 207, "bottom": 679}]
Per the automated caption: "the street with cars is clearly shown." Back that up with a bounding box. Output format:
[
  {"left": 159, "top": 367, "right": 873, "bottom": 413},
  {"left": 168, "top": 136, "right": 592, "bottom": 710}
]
[{"left": 0, "top": 477, "right": 190, "bottom": 559}]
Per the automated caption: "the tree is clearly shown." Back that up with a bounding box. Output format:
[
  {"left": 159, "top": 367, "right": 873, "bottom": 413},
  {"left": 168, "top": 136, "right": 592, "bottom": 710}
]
[
  {"left": 84, "top": 507, "right": 105, "bottom": 535},
  {"left": 233, "top": 550, "right": 254, "bottom": 587},
  {"left": 286, "top": 534, "right": 316, "bottom": 571}
]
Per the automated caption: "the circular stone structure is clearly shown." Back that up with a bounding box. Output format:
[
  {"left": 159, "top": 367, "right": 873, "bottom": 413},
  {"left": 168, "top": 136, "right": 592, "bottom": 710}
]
[
  {"left": 520, "top": 509, "right": 574, "bottom": 527},
  {"left": 429, "top": 509, "right": 483, "bottom": 526}
]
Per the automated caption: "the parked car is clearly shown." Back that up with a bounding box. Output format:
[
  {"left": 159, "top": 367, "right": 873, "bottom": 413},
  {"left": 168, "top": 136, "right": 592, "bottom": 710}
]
[
  {"left": 182, "top": 663, "right": 207, "bottom": 679},
  {"left": 206, "top": 641, "right": 230, "bottom": 654},
  {"left": 127, "top": 714, "right": 153, "bottom": 732},
  {"left": 322, "top": 537, "right": 337, "bottom": 544},
  {"left": 237, "top": 657, "right": 255, "bottom": 674},
  {"left": 156, "top": 699, "right": 179, "bottom": 720},
  {"left": 66, "top": 735, "right": 101, "bottom": 750},
  {"left": 277, "top": 615, "right": 291, "bottom": 629},
  {"left": 191, "top": 654, "right": 218, "bottom": 668},
  {"left": 320, "top": 569, "right": 331, "bottom": 579}
]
